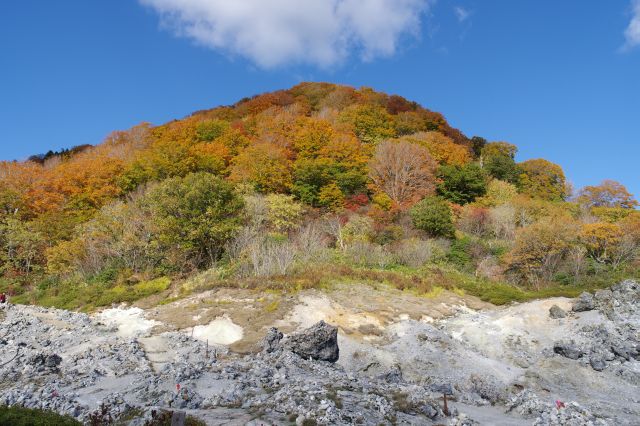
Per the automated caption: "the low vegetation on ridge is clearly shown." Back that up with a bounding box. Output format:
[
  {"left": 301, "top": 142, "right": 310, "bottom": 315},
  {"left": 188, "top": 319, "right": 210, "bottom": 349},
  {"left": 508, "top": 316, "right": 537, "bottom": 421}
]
[{"left": 0, "top": 82, "right": 638, "bottom": 309}]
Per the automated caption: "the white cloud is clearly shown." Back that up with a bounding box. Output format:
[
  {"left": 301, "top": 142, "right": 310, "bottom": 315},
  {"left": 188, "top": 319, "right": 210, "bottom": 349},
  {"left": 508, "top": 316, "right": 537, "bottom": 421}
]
[
  {"left": 140, "top": 0, "right": 433, "bottom": 68},
  {"left": 454, "top": 6, "right": 470, "bottom": 23},
  {"left": 624, "top": 0, "right": 640, "bottom": 49}
]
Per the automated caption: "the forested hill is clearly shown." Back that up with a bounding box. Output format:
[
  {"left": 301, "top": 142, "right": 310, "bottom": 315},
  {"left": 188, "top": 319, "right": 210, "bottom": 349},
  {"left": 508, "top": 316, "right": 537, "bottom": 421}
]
[{"left": 0, "top": 82, "right": 638, "bottom": 309}]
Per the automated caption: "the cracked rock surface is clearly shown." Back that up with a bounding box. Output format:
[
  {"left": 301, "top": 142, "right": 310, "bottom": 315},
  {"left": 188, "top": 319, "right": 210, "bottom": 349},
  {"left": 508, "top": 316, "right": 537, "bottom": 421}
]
[{"left": 0, "top": 280, "right": 638, "bottom": 425}]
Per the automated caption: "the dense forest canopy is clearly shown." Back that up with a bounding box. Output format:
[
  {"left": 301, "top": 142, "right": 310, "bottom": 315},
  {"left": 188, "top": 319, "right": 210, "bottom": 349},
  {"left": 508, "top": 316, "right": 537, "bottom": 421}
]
[{"left": 0, "top": 82, "right": 638, "bottom": 308}]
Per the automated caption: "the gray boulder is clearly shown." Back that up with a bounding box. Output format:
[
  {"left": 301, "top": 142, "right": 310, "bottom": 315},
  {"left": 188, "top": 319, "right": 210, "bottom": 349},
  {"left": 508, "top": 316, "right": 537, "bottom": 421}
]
[
  {"left": 285, "top": 320, "right": 339, "bottom": 362},
  {"left": 611, "top": 341, "right": 636, "bottom": 361},
  {"left": 549, "top": 305, "right": 567, "bottom": 319},
  {"left": 44, "top": 354, "right": 62, "bottom": 368},
  {"left": 553, "top": 341, "right": 583, "bottom": 360},
  {"left": 572, "top": 292, "right": 594, "bottom": 312},
  {"left": 28, "top": 353, "right": 62, "bottom": 372},
  {"left": 262, "top": 327, "right": 283, "bottom": 353},
  {"left": 376, "top": 364, "right": 403, "bottom": 383},
  {"left": 589, "top": 355, "right": 607, "bottom": 372}
]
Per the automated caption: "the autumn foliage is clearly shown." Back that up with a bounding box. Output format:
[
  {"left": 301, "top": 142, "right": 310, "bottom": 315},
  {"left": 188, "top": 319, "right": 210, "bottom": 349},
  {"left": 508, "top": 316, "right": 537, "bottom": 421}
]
[{"left": 0, "top": 82, "right": 638, "bottom": 302}]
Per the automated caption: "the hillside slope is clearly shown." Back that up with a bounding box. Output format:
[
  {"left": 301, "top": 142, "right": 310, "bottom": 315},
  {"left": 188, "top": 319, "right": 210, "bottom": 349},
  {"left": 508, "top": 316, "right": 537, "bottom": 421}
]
[{"left": 0, "top": 82, "right": 638, "bottom": 310}]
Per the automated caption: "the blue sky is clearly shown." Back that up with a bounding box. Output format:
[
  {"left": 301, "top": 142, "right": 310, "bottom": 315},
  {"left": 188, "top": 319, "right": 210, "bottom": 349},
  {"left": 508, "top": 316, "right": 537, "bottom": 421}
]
[{"left": 1, "top": 1, "right": 639, "bottom": 198}]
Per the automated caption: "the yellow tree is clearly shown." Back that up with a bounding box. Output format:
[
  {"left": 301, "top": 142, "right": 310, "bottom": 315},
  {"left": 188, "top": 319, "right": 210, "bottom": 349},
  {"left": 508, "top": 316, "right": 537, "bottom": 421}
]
[
  {"left": 292, "top": 117, "right": 335, "bottom": 159},
  {"left": 476, "top": 179, "right": 518, "bottom": 207},
  {"left": 518, "top": 159, "right": 567, "bottom": 201},
  {"left": 230, "top": 143, "right": 293, "bottom": 193},
  {"left": 579, "top": 223, "right": 623, "bottom": 264},
  {"left": 338, "top": 104, "right": 396, "bottom": 144},
  {"left": 400, "top": 132, "right": 471, "bottom": 166}
]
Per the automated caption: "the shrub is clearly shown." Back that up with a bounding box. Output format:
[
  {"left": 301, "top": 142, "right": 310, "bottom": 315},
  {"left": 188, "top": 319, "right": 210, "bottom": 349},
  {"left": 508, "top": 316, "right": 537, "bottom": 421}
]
[
  {"left": 345, "top": 241, "right": 392, "bottom": 269},
  {"left": 294, "top": 222, "right": 329, "bottom": 263},
  {"left": 392, "top": 238, "right": 436, "bottom": 268},
  {"left": 458, "top": 205, "right": 491, "bottom": 237},
  {"left": 448, "top": 237, "right": 474, "bottom": 270},
  {"left": 265, "top": 194, "right": 304, "bottom": 232},
  {"left": 371, "top": 224, "right": 404, "bottom": 245},
  {"left": 488, "top": 204, "right": 517, "bottom": 240},
  {"left": 341, "top": 215, "right": 374, "bottom": 245},
  {"left": 248, "top": 236, "right": 296, "bottom": 277},
  {"left": 229, "top": 230, "right": 297, "bottom": 277},
  {"left": 475, "top": 256, "right": 504, "bottom": 281},
  {"left": 476, "top": 179, "right": 517, "bottom": 207},
  {"left": 93, "top": 277, "right": 171, "bottom": 306},
  {"left": 505, "top": 218, "right": 579, "bottom": 288},
  {"left": 410, "top": 196, "right": 455, "bottom": 238},
  {"left": 61, "top": 198, "right": 158, "bottom": 277}
]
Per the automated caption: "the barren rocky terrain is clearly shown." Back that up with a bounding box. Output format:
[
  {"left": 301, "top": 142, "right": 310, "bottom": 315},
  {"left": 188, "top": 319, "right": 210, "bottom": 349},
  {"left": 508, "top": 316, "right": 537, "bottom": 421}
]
[{"left": 0, "top": 280, "right": 639, "bottom": 425}]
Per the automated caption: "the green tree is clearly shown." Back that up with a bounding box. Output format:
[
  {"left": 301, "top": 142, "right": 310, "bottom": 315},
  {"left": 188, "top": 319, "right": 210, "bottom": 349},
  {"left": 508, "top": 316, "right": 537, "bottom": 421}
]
[
  {"left": 470, "top": 136, "right": 487, "bottom": 158},
  {"left": 481, "top": 142, "right": 519, "bottom": 183},
  {"left": 196, "top": 119, "right": 230, "bottom": 142},
  {"left": 410, "top": 196, "right": 455, "bottom": 238},
  {"left": 143, "top": 172, "right": 244, "bottom": 269},
  {"left": 437, "top": 163, "right": 488, "bottom": 205},
  {"left": 0, "top": 218, "right": 44, "bottom": 275}
]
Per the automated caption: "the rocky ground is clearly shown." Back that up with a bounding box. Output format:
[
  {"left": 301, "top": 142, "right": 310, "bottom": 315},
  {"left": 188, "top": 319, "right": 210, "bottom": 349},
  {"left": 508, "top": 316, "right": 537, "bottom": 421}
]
[{"left": 0, "top": 280, "right": 638, "bottom": 425}]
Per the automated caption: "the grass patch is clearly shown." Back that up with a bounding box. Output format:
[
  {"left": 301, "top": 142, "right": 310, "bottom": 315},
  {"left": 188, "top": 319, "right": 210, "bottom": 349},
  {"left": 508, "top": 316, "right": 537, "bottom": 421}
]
[
  {"left": 451, "top": 287, "right": 465, "bottom": 297},
  {"left": 0, "top": 405, "right": 80, "bottom": 425},
  {"left": 423, "top": 286, "right": 444, "bottom": 299},
  {"left": 157, "top": 296, "right": 181, "bottom": 306},
  {"left": 95, "top": 277, "right": 171, "bottom": 306},
  {"left": 166, "top": 259, "right": 640, "bottom": 307},
  {"left": 447, "top": 267, "right": 640, "bottom": 305},
  {"left": 8, "top": 277, "right": 171, "bottom": 311},
  {"left": 264, "top": 300, "right": 280, "bottom": 313}
]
